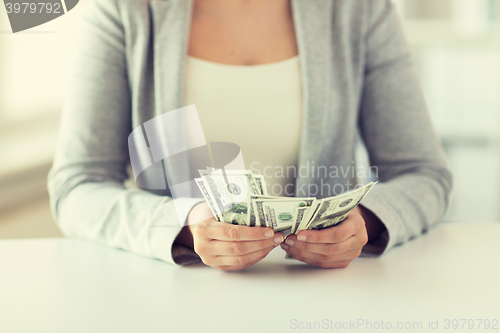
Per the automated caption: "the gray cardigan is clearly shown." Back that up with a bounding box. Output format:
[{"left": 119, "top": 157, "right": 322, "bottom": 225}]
[{"left": 48, "top": 0, "right": 452, "bottom": 265}]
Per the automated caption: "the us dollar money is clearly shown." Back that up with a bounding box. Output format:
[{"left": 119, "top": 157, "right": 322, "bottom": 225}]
[
  {"left": 194, "top": 178, "right": 221, "bottom": 222},
  {"left": 258, "top": 198, "right": 315, "bottom": 231},
  {"left": 203, "top": 172, "right": 256, "bottom": 225},
  {"left": 250, "top": 195, "right": 275, "bottom": 227},
  {"left": 291, "top": 206, "right": 309, "bottom": 234},
  {"left": 253, "top": 174, "right": 268, "bottom": 195},
  {"left": 306, "top": 182, "right": 376, "bottom": 230},
  {"left": 194, "top": 169, "right": 377, "bottom": 234}
]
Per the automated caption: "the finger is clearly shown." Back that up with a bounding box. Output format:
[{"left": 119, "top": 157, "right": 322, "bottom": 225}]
[
  {"left": 296, "top": 213, "right": 364, "bottom": 244},
  {"left": 204, "top": 223, "right": 275, "bottom": 241},
  {"left": 189, "top": 217, "right": 219, "bottom": 241},
  {"left": 209, "top": 234, "right": 284, "bottom": 256},
  {"left": 211, "top": 244, "right": 276, "bottom": 267},
  {"left": 284, "top": 246, "right": 360, "bottom": 269},
  {"left": 284, "top": 234, "right": 360, "bottom": 255}
]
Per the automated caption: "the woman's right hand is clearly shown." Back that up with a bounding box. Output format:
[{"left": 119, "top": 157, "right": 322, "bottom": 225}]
[{"left": 187, "top": 202, "right": 283, "bottom": 271}]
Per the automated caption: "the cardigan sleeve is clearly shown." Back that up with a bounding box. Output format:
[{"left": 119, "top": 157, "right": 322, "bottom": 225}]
[
  {"left": 47, "top": 0, "right": 203, "bottom": 265},
  {"left": 358, "top": 0, "right": 453, "bottom": 256}
]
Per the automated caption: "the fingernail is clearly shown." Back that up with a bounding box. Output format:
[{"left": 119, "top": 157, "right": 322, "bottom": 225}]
[
  {"left": 265, "top": 230, "right": 274, "bottom": 238},
  {"left": 297, "top": 234, "right": 307, "bottom": 241},
  {"left": 274, "top": 235, "right": 283, "bottom": 244},
  {"left": 281, "top": 243, "right": 290, "bottom": 250},
  {"left": 286, "top": 238, "right": 294, "bottom": 246}
]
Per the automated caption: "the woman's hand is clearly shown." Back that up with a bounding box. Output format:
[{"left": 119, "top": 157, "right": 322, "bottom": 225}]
[
  {"left": 281, "top": 206, "right": 370, "bottom": 268},
  {"left": 187, "top": 202, "right": 284, "bottom": 271}
]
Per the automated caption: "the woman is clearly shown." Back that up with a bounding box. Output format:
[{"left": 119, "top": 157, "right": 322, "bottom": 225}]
[{"left": 48, "top": 0, "right": 452, "bottom": 270}]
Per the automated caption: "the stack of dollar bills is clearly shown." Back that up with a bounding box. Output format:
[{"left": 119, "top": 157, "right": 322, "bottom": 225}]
[{"left": 194, "top": 169, "right": 376, "bottom": 236}]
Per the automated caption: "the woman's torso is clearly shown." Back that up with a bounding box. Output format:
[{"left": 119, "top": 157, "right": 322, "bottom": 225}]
[
  {"left": 184, "top": 56, "right": 303, "bottom": 196},
  {"left": 119, "top": 0, "right": 374, "bottom": 197},
  {"left": 185, "top": 0, "right": 302, "bottom": 196}
]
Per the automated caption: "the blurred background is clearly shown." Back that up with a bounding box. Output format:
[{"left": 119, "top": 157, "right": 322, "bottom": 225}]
[{"left": 1, "top": 0, "right": 499, "bottom": 239}]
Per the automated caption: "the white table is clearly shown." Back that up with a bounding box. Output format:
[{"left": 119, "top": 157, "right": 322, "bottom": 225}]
[{"left": 1, "top": 224, "right": 499, "bottom": 333}]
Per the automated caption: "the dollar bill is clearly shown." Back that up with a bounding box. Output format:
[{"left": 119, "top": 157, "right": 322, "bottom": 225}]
[
  {"left": 203, "top": 171, "right": 255, "bottom": 225},
  {"left": 194, "top": 177, "right": 221, "bottom": 222},
  {"left": 250, "top": 195, "right": 276, "bottom": 227},
  {"left": 290, "top": 206, "right": 309, "bottom": 234},
  {"left": 257, "top": 198, "right": 315, "bottom": 231},
  {"left": 207, "top": 169, "right": 263, "bottom": 196},
  {"left": 294, "top": 199, "right": 322, "bottom": 234},
  {"left": 194, "top": 169, "right": 377, "bottom": 234},
  {"left": 305, "top": 182, "right": 376, "bottom": 230},
  {"left": 253, "top": 174, "right": 268, "bottom": 195}
]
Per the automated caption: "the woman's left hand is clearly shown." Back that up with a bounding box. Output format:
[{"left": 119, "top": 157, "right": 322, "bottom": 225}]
[{"left": 281, "top": 206, "right": 369, "bottom": 268}]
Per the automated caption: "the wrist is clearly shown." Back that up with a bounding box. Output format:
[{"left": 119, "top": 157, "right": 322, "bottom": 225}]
[
  {"left": 187, "top": 202, "right": 214, "bottom": 225},
  {"left": 174, "top": 226, "right": 194, "bottom": 248},
  {"left": 358, "top": 205, "right": 386, "bottom": 243},
  {"left": 174, "top": 203, "right": 206, "bottom": 249}
]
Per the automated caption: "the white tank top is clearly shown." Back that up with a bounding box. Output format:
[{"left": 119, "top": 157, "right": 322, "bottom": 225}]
[{"left": 184, "top": 56, "right": 303, "bottom": 196}]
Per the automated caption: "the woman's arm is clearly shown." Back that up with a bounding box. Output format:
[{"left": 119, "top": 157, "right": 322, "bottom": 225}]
[
  {"left": 48, "top": 0, "right": 202, "bottom": 265},
  {"left": 357, "top": 0, "right": 453, "bottom": 255},
  {"left": 282, "top": 0, "right": 452, "bottom": 265}
]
